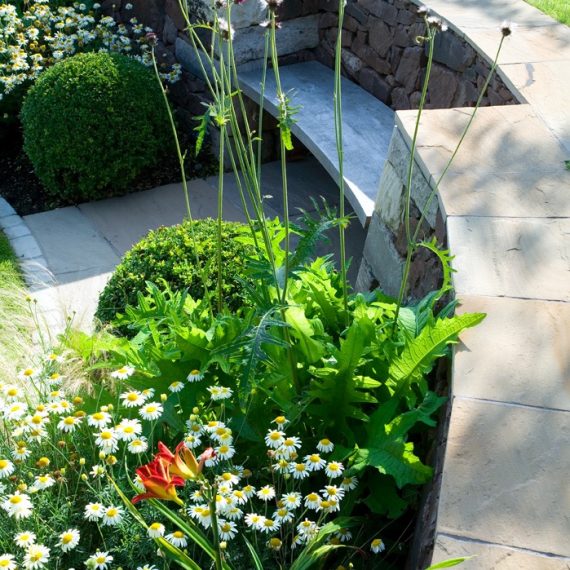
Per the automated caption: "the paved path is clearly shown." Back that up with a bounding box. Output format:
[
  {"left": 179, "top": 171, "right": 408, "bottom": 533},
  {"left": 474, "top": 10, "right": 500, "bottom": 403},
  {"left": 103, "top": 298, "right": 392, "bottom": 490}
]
[{"left": 19, "top": 158, "right": 365, "bottom": 332}]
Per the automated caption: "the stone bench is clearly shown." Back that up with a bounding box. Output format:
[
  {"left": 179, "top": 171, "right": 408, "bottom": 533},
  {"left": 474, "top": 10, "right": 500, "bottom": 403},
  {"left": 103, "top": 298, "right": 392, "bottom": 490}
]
[{"left": 238, "top": 60, "right": 395, "bottom": 226}]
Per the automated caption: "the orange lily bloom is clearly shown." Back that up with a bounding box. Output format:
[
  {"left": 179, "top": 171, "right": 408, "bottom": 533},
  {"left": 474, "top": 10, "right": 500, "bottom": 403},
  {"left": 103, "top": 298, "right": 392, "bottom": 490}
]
[
  {"left": 132, "top": 456, "right": 184, "bottom": 505},
  {"left": 157, "top": 441, "right": 206, "bottom": 481}
]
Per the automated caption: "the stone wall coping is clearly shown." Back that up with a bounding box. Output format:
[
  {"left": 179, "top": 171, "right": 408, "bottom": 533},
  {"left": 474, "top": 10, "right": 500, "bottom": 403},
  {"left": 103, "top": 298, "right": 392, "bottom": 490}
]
[{"left": 392, "top": 1, "right": 570, "bottom": 567}]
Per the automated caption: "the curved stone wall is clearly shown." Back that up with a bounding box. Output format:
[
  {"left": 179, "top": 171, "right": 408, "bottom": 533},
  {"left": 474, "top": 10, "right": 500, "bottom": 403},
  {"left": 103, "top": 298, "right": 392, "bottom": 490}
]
[{"left": 315, "top": 0, "right": 518, "bottom": 110}]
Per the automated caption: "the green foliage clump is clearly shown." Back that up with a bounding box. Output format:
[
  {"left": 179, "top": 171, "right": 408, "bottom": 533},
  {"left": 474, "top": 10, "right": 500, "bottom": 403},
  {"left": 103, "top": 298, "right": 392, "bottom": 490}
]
[
  {"left": 21, "top": 52, "right": 170, "bottom": 202},
  {"left": 95, "top": 219, "right": 256, "bottom": 325}
]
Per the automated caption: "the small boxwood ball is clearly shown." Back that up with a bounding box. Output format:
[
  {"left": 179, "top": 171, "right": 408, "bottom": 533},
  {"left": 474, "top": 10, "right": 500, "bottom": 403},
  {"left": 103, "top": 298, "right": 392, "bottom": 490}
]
[{"left": 95, "top": 219, "right": 256, "bottom": 325}]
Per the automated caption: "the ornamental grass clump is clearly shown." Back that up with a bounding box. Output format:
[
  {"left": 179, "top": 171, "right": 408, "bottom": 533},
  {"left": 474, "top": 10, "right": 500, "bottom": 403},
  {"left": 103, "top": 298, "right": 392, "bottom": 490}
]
[{"left": 21, "top": 52, "right": 171, "bottom": 203}]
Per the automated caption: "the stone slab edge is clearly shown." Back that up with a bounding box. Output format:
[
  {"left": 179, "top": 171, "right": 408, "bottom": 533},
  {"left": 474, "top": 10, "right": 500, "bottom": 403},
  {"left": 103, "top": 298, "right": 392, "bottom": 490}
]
[{"left": 0, "top": 196, "right": 58, "bottom": 303}]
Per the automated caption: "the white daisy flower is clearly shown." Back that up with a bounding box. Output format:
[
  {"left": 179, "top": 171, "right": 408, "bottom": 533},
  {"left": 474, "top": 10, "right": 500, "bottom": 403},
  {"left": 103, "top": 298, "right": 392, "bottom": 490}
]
[
  {"left": 290, "top": 462, "right": 310, "bottom": 480},
  {"left": 186, "top": 369, "right": 203, "bottom": 382},
  {"left": 0, "top": 459, "right": 15, "bottom": 478},
  {"left": 90, "top": 465, "right": 106, "bottom": 478},
  {"left": 259, "top": 518, "right": 280, "bottom": 534},
  {"left": 147, "top": 522, "right": 165, "bottom": 538},
  {"left": 256, "top": 485, "right": 275, "bottom": 502},
  {"left": 23, "top": 544, "right": 50, "bottom": 568},
  {"left": 141, "top": 388, "right": 155, "bottom": 399},
  {"left": 101, "top": 505, "right": 123, "bottom": 526},
  {"left": 335, "top": 528, "right": 353, "bottom": 543},
  {"left": 322, "top": 485, "right": 345, "bottom": 501},
  {"left": 116, "top": 418, "right": 142, "bottom": 441},
  {"left": 184, "top": 434, "right": 201, "bottom": 449},
  {"left": 32, "top": 474, "right": 55, "bottom": 490},
  {"left": 18, "top": 367, "right": 38, "bottom": 381},
  {"left": 84, "top": 502, "right": 105, "bottom": 521},
  {"left": 272, "top": 507, "right": 294, "bottom": 523},
  {"left": 120, "top": 390, "right": 145, "bottom": 408},
  {"left": 265, "top": 429, "right": 285, "bottom": 449},
  {"left": 14, "top": 531, "right": 36, "bottom": 548},
  {"left": 137, "top": 566, "right": 158, "bottom": 570},
  {"left": 168, "top": 381, "right": 184, "bottom": 393},
  {"left": 12, "top": 446, "right": 31, "bottom": 460},
  {"left": 304, "top": 453, "right": 326, "bottom": 471},
  {"left": 86, "top": 550, "right": 113, "bottom": 569},
  {"left": 128, "top": 437, "right": 149, "bottom": 454},
  {"left": 218, "top": 520, "right": 237, "bottom": 540},
  {"left": 297, "top": 519, "right": 319, "bottom": 538},
  {"left": 341, "top": 476, "right": 358, "bottom": 491},
  {"left": 304, "top": 492, "right": 321, "bottom": 510},
  {"left": 139, "top": 402, "right": 163, "bottom": 421},
  {"left": 4, "top": 402, "right": 27, "bottom": 421},
  {"left": 45, "top": 353, "right": 64, "bottom": 363},
  {"left": 325, "top": 461, "right": 344, "bottom": 478},
  {"left": 276, "top": 436, "right": 302, "bottom": 459},
  {"left": 57, "top": 415, "right": 81, "bottom": 433},
  {"left": 87, "top": 411, "right": 112, "bottom": 428},
  {"left": 2, "top": 491, "right": 33, "bottom": 519},
  {"left": 272, "top": 415, "right": 288, "bottom": 426},
  {"left": 111, "top": 365, "right": 135, "bottom": 379},
  {"left": 281, "top": 492, "right": 302, "bottom": 509},
  {"left": 207, "top": 386, "right": 233, "bottom": 401},
  {"left": 3, "top": 384, "right": 23, "bottom": 400},
  {"left": 244, "top": 513, "right": 263, "bottom": 528},
  {"left": 165, "top": 530, "right": 187, "bottom": 548},
  {"left": 316, "top": 438, "right": 334, "bottom": 453},
  {"left": 371, "top": 538, "right": 386, "bottom": 553},
  {"left": 215, "top": 444, "right": 235, "bottom": 460},
  {"left": 95, "top": 429, "right": 119, "bottom": 453},
  {"left": 0, "top": 554, "right": 16, "bottom": 569},
  {"left": 242, "top": 484, "right": 256, "bottom": 499},
  {"left": 58, "top": 529, "right": 80, "bottom": 552}
]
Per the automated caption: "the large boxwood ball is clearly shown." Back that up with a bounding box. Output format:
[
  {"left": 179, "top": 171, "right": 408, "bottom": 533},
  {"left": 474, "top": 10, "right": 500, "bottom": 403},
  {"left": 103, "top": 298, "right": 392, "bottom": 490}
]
[
  {"left": 21, "top": 52, "right": 170, "bottom": 202},
  {"left": 95, "top": 219, "right": 256, "bottom": 325}
]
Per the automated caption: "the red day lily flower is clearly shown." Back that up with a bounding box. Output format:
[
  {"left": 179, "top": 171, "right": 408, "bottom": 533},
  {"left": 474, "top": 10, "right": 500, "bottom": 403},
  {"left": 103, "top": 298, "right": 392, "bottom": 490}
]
[
  {"left": 157, "top": 441, "right": 210, "bottom": 481},
  {"left": 132, "top": 456, "right": 185, "bottom": 505}
]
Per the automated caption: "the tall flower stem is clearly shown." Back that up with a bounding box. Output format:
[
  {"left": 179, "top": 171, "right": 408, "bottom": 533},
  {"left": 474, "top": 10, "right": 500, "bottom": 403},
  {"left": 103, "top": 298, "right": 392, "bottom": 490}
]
[
  {"left": 394, "top": 31, "right": 506, "bottom": 331},
  {"left": 208, "top": 488, "right": 224, "bottom": 570},
  {"left": 269, "top": 10, "right": 291, "bottom": 302},
  {"left": 150, "top": 46, "right": 213, "bottom": 317},
  {"left": 393, "top": 22, "right": 435, "bottom": 328},
  {"left": 333, "top": 0, "right": 349, "bottom": 323}
]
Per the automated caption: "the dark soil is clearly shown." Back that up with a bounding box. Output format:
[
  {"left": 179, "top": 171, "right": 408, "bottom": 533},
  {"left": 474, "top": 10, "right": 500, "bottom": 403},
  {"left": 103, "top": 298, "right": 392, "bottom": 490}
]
[{"left": 0, "top": 123, "right": 216, "bottom": 216}]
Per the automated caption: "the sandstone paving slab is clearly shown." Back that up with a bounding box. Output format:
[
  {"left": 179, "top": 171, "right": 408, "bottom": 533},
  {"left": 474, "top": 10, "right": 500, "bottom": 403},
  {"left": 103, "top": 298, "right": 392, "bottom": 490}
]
[
  {"left": 239, "top": 61, "right": 395, "bottom": 225},
  {"left": 79, "top": 179, "right": 247, "bottom": 256},
  {"left": 436, "top": 397, "right": 570, "bottom": 557},
  {"left": 447, "top": 216, "right": 570, "bottom": 302},
  {"left": 433, "top": 534, "right": 570, "bottom": 569},
  {"left": 454, "top": 295, "right": 570, "bottom": 411},
  {"left": 502, "top": 60, "right": 570, "bottom": 154},
  {"left": 426, "top": 0, "right": 561, "bottom": 32},
  {"left": 24, "top": 207, "right": 120, "bottom": 276},
  {"left": 32, "top": 271, "right": 113, "bottom": 333},
  {"left": 466, "top": 24, "right": 570, "bottom": 65},
  {"left": 395, "top": 106, "right": 568, "bottom": 194},
  {"left": 434, "top": 167, "right": 570, "bottom": 219}
]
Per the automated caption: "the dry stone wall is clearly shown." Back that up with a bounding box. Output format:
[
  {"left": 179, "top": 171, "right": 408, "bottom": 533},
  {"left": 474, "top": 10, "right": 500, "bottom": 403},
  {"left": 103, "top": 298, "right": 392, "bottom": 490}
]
[{"left": 315, "top": 0, "right": 518, "bottom": 110}]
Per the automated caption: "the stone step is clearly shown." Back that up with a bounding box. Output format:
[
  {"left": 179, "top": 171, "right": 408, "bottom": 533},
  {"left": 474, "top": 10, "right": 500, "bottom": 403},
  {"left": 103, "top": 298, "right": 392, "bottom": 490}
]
[{"left": 238, "top": 61, "right": 395, "bottom": 226}]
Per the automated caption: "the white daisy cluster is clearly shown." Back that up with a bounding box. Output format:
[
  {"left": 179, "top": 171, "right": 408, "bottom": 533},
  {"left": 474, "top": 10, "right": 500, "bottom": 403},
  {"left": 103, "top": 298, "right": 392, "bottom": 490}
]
[
  {"left": 176, "top": 413, "right": 359, "bottom": 553},
  {"left": 0, "top": 0, "right": 181, "bottom": 112}
]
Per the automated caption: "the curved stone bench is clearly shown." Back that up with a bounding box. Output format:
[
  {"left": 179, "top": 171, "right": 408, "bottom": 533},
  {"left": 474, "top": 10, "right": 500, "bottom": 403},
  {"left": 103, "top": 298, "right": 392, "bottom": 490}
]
[
  {"left": 357, "top": 1, "right": 570, "bottom": 568},
  {"left": 239, "top": 60, "right": 395, "bottom": 225}
]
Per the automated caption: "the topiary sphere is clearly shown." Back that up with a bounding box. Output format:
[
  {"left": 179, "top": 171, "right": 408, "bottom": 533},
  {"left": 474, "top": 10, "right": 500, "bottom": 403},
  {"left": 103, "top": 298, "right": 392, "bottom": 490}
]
[
  {"left": 95, "top": 219, "right": 256, "bottom": 325},
  {"left": 21, "top": 52, "right": 170, "bottom": 202}
]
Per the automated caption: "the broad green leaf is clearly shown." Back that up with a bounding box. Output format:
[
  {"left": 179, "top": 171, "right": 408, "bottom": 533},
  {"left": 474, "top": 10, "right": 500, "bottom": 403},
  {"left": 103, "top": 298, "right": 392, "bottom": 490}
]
[
  {"left": 284, "top": 306, "right": 325, "bottom": 363},
  {"left": 389, "top": 313, "right": 485, "bottom": 389}
]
